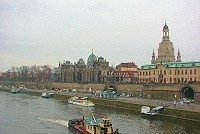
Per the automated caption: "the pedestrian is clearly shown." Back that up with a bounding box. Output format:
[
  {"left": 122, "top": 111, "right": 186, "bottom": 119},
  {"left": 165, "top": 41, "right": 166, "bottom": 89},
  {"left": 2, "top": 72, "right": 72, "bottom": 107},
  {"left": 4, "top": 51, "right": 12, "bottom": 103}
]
[
  {"left": 187, "top": 101, "right": 190, "bottom": 106},
  {"left": 173, "top": 100, "right": 176, "bottom": 107}
]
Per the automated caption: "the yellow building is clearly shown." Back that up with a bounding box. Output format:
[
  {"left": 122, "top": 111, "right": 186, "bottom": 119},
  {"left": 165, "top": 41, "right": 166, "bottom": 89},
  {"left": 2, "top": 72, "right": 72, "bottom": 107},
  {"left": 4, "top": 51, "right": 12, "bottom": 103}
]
[
  {"left": 139, "top": 62, "right": 200, "bottom": 84},
  {"left": 140, "top": 22, "right": 200, "bottom": 84}
]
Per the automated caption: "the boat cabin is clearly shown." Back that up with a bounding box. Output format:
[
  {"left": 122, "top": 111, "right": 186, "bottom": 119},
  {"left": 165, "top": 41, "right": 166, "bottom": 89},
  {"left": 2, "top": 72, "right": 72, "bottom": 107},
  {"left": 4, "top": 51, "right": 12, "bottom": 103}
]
[{"left": 83, "top": 117, "right": 113, "bottom": 134}]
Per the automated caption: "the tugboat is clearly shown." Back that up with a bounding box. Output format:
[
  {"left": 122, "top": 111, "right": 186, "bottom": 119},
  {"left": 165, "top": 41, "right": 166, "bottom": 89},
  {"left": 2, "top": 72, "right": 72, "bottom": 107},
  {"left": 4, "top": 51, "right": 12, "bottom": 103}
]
[
  {"left": 68, "top": 96, "right": 95, "bottom": 107},
  {"left": 68, "top": 116, "right": 120, "bottom": 134},
  {"left": 141, "top": 106, "right": 158, "bottom": 117}
]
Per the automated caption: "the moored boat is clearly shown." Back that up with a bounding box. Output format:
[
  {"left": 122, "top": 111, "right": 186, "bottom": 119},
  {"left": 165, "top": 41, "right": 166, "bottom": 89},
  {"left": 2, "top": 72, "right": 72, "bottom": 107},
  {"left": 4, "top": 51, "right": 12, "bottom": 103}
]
[
  {"left": 68, "top": 116, "right": 120, "bottom": 134},
  {"left": 11, "top": 89, "right": 20, "bottom": 94},
  {"left": 141, "top": 106, "right": 158, "bottom": 117},
  {"left": 152, "top": 106, "right": 164, "bottom": 111},
  {"left": 41, "top": 92, "right": 53, "bottom": 98},
  {"left": 68, "top": 96, "right": 95, "bottom": 107}
]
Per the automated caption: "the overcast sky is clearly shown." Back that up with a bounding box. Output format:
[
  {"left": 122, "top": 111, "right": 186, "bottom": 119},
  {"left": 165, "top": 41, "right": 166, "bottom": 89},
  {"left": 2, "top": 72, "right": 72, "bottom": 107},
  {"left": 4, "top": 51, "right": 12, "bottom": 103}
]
[{"left": 0, "top": 0, "right": 200, "bottom": 72}]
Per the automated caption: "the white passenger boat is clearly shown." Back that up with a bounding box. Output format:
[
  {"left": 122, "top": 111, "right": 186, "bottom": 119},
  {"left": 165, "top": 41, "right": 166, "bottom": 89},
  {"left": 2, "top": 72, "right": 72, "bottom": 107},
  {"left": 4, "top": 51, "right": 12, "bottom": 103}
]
[{"left": 68, "top": 96, "right": 95, "bottom": 107}]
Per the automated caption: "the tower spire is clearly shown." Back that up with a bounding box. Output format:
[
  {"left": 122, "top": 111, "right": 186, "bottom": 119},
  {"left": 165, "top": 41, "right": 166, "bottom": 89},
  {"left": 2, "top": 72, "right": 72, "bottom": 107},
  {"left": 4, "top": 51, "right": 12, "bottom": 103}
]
[
  {"left": 151, "top": 49, "right": 156, "bottom": 64},
  {"left": 163, "top": 21, "right": 169, "bottom": 40},
  {"left": 177, "top": 49, "right": 181, "bottom": 62}
]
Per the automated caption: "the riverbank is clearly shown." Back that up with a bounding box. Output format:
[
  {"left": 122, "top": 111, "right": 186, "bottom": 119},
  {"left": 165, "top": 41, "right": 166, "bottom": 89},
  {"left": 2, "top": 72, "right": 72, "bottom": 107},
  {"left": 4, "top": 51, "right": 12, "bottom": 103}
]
[{"left": 1, "top": 87, "right": 200, "bottom": 123}]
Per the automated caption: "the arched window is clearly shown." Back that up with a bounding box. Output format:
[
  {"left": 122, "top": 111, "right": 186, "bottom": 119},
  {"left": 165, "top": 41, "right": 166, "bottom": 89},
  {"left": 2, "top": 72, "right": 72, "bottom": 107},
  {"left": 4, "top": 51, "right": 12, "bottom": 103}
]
[
  {"left": 185, "top": 70, "right": 187, "bottom": 75},
  {"left": 194, "top": 69, "right": 197, "bottom": 75},
  {"left": 190, "top": 70, "right": 192, "bottom": 75},
  {"left": 164, "top": 70, "right": 166, "bottom": 75}
]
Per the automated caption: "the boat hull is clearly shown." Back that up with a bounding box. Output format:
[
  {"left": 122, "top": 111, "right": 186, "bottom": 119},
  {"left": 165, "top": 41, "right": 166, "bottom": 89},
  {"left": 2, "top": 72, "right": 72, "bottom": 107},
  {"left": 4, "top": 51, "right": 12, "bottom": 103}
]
[
  {"left": 68, "top": 119, "right": 89, "bottom": 134},
  {"left": 68, "top": 97, "right": 95, "bottom": 107},
  {"left": 41, "top": 93, "right": 53, "bottom": 98},
  {"left": 68, "top": 101, "right": 94, "bottom": 107}
]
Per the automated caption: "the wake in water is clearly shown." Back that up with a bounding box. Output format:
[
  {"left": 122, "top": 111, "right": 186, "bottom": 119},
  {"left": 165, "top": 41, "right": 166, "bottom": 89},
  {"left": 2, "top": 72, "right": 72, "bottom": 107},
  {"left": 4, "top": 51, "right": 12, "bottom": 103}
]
[{"left": 38, "top": 117, "right": 68, "bottom": 127}]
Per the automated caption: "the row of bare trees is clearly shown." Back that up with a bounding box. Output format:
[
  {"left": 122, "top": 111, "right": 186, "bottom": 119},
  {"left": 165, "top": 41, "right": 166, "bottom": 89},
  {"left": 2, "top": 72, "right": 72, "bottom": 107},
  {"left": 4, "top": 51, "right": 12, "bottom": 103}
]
[{"left": 0, "top": 65, "right": 52, "bottom": 82}]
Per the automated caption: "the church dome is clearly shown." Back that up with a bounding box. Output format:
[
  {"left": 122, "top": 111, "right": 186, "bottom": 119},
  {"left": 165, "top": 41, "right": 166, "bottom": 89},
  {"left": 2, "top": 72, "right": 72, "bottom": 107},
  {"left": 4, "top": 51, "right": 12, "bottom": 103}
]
[
  {"left": 87, "top": 53, "right": 97, "bottom": 65},
  {"left": 77, "top": 58, "right": 85, "bottom": 65},
  {"left": 98, "top": 56, "right": 104, "bottom": 61},
  {"left": 65, "top": 60, "right": 71, "bottom": 65}
]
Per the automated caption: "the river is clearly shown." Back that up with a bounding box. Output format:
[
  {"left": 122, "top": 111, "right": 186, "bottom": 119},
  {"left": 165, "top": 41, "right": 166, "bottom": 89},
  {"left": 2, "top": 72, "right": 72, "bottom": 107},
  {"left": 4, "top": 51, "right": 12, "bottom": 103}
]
[{"left": 0, "top": 91, "right": 199, "bottom": 134}]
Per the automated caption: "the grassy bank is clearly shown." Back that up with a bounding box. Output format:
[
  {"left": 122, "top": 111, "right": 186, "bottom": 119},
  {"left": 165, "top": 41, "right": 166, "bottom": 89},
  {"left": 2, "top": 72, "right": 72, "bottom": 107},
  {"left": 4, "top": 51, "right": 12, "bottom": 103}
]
[{"left": 1, "top": 88, "right": 200, "bottom": 122}]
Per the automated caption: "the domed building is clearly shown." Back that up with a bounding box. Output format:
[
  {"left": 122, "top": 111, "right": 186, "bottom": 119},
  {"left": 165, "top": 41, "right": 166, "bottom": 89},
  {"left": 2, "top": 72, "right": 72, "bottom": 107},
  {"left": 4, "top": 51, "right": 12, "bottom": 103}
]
[
  {"left": 139, "top": 22, "right": 200, "bottom": 85},
  {"left": 77, "top": 58, "right": 86, "bottom": 68},
  {"left": 151, "top": 22, "right": 181, "bottom": 64},
  {"left": 57, "top": 50, "right": 120, "bottom": 83},
  {"left": 87, "top": 51, "right": 97, "bottom": 66}
]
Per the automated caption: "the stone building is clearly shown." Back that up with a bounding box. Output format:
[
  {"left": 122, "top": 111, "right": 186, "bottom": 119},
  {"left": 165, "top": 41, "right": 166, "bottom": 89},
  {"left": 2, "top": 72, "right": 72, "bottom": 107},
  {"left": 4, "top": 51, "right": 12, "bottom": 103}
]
[
  {"left": 113, "top": 62, "right": 139, "bottom": 82},
  {"left": 139, "top": 62, "right": 200, "bottom": 83},
  {"left": 151, "top": 22, "right": 181, "bottom": 64},
  {"left": 57, "top": 51, "right": 120, "bottom": 83},
  {"left": 140, "top": 22, "right": 200, "bottom": 84}
]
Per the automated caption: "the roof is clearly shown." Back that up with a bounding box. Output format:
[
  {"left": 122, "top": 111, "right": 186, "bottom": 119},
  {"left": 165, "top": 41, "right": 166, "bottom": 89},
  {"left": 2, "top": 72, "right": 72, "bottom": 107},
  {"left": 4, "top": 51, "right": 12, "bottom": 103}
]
[
  {"left": 85, "top": 117, "right": 101, "bottom": 125},
  {"left": 140, "top": 61, "right": 200, "bottom": 70},
  {"left": 77, "top": 58, "right": 85, "bottom": 65},
  {"left": 87, "top": 53, "right": 97, "bottom": 66},
  {"left": 117, "top": 62, "right": 138, "bottom": 68}
]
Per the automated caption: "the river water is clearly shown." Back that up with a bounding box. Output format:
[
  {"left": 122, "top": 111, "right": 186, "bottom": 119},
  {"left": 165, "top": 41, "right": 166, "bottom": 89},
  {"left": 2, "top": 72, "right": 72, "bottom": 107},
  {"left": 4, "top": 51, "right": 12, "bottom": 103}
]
[{"left": 0, "top": 91, "right": 199, "bottom": 134}]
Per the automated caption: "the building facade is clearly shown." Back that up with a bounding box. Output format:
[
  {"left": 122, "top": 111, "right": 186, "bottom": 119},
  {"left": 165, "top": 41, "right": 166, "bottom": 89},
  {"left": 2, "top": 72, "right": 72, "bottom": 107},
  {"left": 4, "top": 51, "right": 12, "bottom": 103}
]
[
  {"left": 140, "top": 22, "right": 200, "bottom": 84},
  {"left": 113, "top": 62, "right": 139, "bottom": 82},
  {"left": 139, "top": 62, "right": 200, "bottom": 83},
  {"left": 57, "top": 51, "right": 120, "bottom": 83},
  {"left": 151, "top": 22, "right": 181, "bottom": 64}
]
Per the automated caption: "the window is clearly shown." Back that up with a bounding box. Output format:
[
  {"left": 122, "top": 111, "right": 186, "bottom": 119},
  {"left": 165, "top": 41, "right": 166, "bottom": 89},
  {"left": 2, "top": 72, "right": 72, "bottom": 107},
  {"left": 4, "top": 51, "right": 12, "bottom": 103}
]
[
  {"left": 185, "top": 70, "right": 187, "bottom": 75},
  {"left": 146, "top": 72, "right": 148, "bottom": 76},
  {"left": 170, "top": 78, "right": 172, "bottom": 83},
  {"left": 178, "top": 78, "right": 180, "bottom": 83},
  {"left": 181, "top": 78, "right": 184, "bottom": 83},
  {"left": 143, "top": 72, "right": 144, "bottom": 76},
  {"left": 164, "top": 78, "right": 166, "bottom": 83},
  {"left": 154, "top": 71, "right": 155, "bottom": 75},
  {"left": 178, "top": 70, "right": 180, "bottom": 75},
  {"left": 174, "top": 78, "right": 176, "bottom": 83},
  {"left": 190, "top": 70, "right": 192, "bottom": 75},
  {"left": 149, "top": 71, "right": 151, "bottom": 75},
  {"left": 194, "top": 69, "right": 197, "bottom": 75},
  {"left": 170, "top": 70, "right": 172, "bottom": 75},
  {"left": 175, "top": 70, "right": 176, "bottom": 75},
  {"left": 164, "top": 70, "right": 166, "bottom": 75},
  {"left": 185, "top": 78, "right": 187, "bottom": 83},
  {"left": 181, "top": 70, "right": 183, "bottom": 75},
  {"left": 140, "top": 72, "right": 142, "bottom": 76}
]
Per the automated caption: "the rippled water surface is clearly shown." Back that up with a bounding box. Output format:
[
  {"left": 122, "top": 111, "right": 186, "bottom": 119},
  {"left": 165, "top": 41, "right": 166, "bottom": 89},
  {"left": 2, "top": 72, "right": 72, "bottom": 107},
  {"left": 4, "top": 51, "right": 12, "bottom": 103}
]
[{"left": 0, "top": 92, "right": 199, "bottom": 134}]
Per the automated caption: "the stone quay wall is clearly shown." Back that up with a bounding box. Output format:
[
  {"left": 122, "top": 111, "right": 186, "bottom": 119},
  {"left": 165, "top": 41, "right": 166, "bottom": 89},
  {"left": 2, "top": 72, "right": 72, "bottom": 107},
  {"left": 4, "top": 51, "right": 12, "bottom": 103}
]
[{"left": 0, "top": 81, "right": 199, "bottom": 102}]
